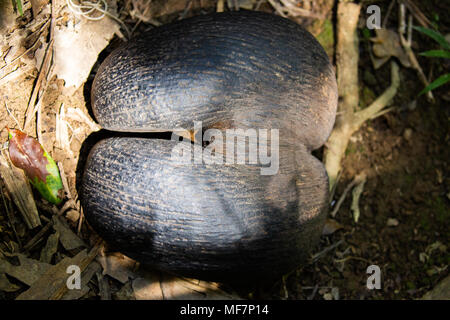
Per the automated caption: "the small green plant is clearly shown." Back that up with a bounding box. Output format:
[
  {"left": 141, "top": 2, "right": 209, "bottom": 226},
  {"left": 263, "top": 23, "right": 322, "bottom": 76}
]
[
  {"left": 13, "top": 0, "right": 23, "bottom": 16},
  {"left": 413, "top": 26, "right": 450, "bottom": 96}
]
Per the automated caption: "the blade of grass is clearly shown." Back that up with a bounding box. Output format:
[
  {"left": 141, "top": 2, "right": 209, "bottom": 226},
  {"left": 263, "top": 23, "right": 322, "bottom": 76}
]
[
  {"left": 419, "top": 73, "right": 450, "bottom": 96},
  {"left": 413, "top": 26, "right": 450, "bottom": 50},
  {"left": 419, "top": 50, "right": 450, "bottom": 59}
]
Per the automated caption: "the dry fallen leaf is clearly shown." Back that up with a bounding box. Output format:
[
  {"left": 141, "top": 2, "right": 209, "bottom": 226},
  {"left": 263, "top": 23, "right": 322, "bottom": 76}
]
[
  {"left": 132, "top": 270, "right": 240, "bottom": 300},
  {"left": 0, "top": 149, "right": 41, "bottom": 229},
  {"left": 322, "top": 218, "right": 343, "bottom": 236},
  {"left": 61, "top": 261, "right": 102, "bottom": 300},
  {"left": 35, "top": 1, "right": 121, "bottom": 92},
  {"left": 40, "top": 231, "right": 60, "bottom": 263},
  {"left": 97, "top": 252, "right": 138, "bottom": 284},
  {"left": 52, "top": 215, "right": 86, "bottom": 251},
  {"left": 16, "top": 244, "right": 101, "bottom": 300},
  {"left": 0, "top": 273, "right": 20, "bottom": 292},
  {"left": 0, "top": 253, "right": 51, "bottom": 286},
  {"left": 371, "top": 29, "right": 411, "bottom": 69}
]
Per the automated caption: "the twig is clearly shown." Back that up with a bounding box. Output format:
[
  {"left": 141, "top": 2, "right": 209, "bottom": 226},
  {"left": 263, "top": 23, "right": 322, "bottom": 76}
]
[
  {"left": 57, "top": 199, "right": 77, "bottom": 216},
  {"left": 330, "top": 175, "right": 362, "bottom": 218},
  {"left": 310, "top": 239, "right": 344, "bottom": 263},
  {"left": 335, "top": 256, "right": 370, "bottom": 264},
  {"left": 36, "top": 99, "right": 43, "bottom": 145},
  {"left": 307, "top": 284, "right": 319, "bottom": 300},
  {"left": 57, "top": 161, "right": 72, "bottom": 200},
  {"left": 254, "top": 0, "right": 264, "bottom": 10},
  {"left": 400, "top": 0, "right": 431, "bottom": 28},
  {"left": 77, "top": 206, "right": 84, "bottom": 235},
  {"left": 66, "top": 107, "right": 101, "bottom": 132},
  {"left": 21, "top": 220, "right": 53, "bottom": 252},
  {"left": 398, "top": 4, "right": 434, "bottom": 102},
  {"left": 180, "top": 0, "right": 193, "bottom": 19},
  {"left": 268, "top": 0, "right": 288, "bottom": 18},
  {"left": 353, "top": 62, "right": 400, "bottom": 126},
  {"left": 23, "top": 39, "right": 54, "bottom": 131},
  {"left": 4, "top": 102, "right": 22, "bottom": 131}
]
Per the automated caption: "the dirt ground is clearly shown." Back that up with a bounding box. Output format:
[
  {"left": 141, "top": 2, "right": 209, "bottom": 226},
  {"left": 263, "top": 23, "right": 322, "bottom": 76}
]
[{"left": 0, "top": 0, "right": 448, "bottom": 300}]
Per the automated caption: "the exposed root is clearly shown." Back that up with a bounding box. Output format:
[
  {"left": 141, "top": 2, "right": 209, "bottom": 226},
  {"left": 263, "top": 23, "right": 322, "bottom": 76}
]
[{"left": 324, "top": 2, "right": 400, "bottom": 191}]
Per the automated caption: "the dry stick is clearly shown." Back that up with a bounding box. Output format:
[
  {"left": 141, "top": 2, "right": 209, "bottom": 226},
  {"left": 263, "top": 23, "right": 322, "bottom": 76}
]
[
  {"left": 31, "top": 1, "right": 58, "bottom": 138},
  {"left": 401, "top": 0, "right": 431, "bottom": 28},
  {"left": 77, "top": 206, "right": 84, "bottom": 235},
  {"left": 267, "top": 0, "right": 288, "bottom": 18},
  {"left": 254, "top": 0, "right": 264, "bottom": 10},
  {"left": 23, "top": 39, "right": 54, "bottom": 131},
  {"left": 324, "top": 2, "right": 400, "bottom": 191},
  {"left": 307, "top": 284, "right": 319, "bottom": 300},
  {"left": 399, "top": 6, "right": 434, "bottom": 102},
  {"left": 4, "top": 101, "right": 22, "bottom": 130},
  {"left": 330, "top": 176, "right": 359, "bottom": 218},
  {"left": 310, "top": 239, "right": 344, "bottom": 263},
  {"left": 180, "top": 0, "right": 194, "bottom": 19},
  {"left": 57, "top": 162, "right": 72, "bottom": 200}
]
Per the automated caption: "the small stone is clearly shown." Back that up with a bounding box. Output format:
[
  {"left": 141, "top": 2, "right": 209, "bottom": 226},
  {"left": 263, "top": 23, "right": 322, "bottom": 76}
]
[
  {"left": 403, "top": 128, "right": 413, "bottom": 141},
  {"left": 387, "top": 218, "right": 399, "bottom": 227}
]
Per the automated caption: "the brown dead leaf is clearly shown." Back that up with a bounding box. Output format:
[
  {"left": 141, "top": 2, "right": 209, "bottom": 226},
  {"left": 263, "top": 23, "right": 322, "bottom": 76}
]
[
  {"left": 371, "top": 29, "right": 411, "bottom": 69},
  {"left": 52, "top": 215, "right": 86, "bottom": 250},
  {"left": 8, "top": 128, "right": 51, "bottom": 184},
  {"left": 16, "top": 244, "right": 101, "bottom": 300},
  {"left": 0, "top": 273, "right": 21, "bottom": 292},
  {"left": 132, "top": 270, "right": 240, "bottom": 300},
  {"left": 30, "top": 0, "right": 48, "bottom": 18},
  {"left": 322, "top": 218, "right": 343, "bottom": 236},
  {"left": 38, "top": 1, "right": 120, "bottom": 92},
  {"left": 97, "top": 252, "right": 138, "bottom": 284},
  {"left": 0, "top": 253, "right": 51, "bottom": 286},
  {"left": 40, "top": 231, "right": 59, "bottom": 263},
  {"left": 0, "top": 149, "right": 41, "bottom": 229}
]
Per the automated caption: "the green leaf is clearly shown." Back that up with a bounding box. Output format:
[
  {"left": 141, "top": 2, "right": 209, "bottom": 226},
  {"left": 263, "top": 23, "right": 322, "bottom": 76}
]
[
  {"left": 413, "top": 26, "right": 450, "bottom": 51},
  {"left": 419, "top": 50, "right": 450, "bottom": 59},
  {"left": 15, "top": 0, "right": 23, "bottom": 16},
  {"left": 7, "top": 129, "right": 64, "bottom": 205},
  {"left": 419, "top": 73, "right": 450, "bottom": 96},
  {"left": 30, "top": 150, "right": 64, "bottom": 205}
]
